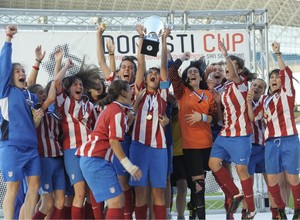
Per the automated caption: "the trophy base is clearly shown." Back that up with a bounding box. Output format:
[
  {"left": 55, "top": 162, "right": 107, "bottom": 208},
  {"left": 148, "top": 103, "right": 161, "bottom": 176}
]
[{"left": 141, "top": 38, "right": 159, "bottom": 57}]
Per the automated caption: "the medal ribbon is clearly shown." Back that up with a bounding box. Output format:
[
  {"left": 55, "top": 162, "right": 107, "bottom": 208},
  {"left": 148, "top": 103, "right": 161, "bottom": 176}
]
[
  {"left": 263, "top": 93, "right": 276, "bottom": 113},
  {"left": 214, "top": 84, "right": 223, "bottom": 93},
  {"left": 113, "top": 101, "right": 133, "bottom": 111},
  {"left": 47, "top": 111, "right": 62, "bottom": 120},
  {"left": 192, "top": 90, "right": 205, "bottom": 103},
  {"left": 81, "top": 95, "right": 91, "bottom": 116},
  {"left": 147, "top": 94, "right": 157, "bottom": 113}
]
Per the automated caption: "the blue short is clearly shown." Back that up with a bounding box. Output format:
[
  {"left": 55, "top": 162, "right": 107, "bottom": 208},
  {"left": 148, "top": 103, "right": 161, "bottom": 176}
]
[
  {"left": 0, "top": 145, "right": 41, "bottom": 181},
  {"left": 248, "top": 144, "right": 266, "bottom": 175},
  {"left": 64, "top": 148, "right": 84, "bottom": 185},
  {"left": 64, "top": 170, "right": 75, "bottom": 196},
  {"left": 129, "top": 141, "right": 167, "bottom": 188},
  {"left": 210, "top": 135, "right": 252, "bottom": 165},
  {"left": 265, "top": 135, "right": 300, "bottom": 175},
  {"left": 39, "top": 157, "right": 66, "bottom": 194},
  {"left": 112, "top": 133, "right": 131, "bottom": 176},
  {"left": 80, "top": 156, "right": 122, "bottom": 202}
]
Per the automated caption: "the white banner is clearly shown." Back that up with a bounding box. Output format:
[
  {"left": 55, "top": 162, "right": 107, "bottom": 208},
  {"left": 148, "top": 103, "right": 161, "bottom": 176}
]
[{"left": 0, "top": 30, "right": 250, "bottom": 86}]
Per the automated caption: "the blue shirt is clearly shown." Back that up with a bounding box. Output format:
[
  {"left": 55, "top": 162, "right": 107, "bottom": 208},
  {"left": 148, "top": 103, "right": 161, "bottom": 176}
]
[{"left": 0, "top": 42, "right": 38, "bottom": 148}]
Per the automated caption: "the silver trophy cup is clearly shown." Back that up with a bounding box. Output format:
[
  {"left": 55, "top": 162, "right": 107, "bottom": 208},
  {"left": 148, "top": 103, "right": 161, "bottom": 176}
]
[{"left": 141, "top": 15, "right": 164, "bottom": 57}]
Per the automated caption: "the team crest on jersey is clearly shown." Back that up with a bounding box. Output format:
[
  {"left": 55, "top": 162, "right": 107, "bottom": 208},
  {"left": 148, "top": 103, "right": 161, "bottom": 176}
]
[
  {"left": 8, "top": 171, "right": 13, "bottom": 177},
  {"left": 109, "top": 187, "right": 116, "bottom": 194},
  {"left": 71, "top": 174, "right": 75, "bottom": 180},
  {"left": 44, "top": 184, "right": 49, "bottom": 189}
]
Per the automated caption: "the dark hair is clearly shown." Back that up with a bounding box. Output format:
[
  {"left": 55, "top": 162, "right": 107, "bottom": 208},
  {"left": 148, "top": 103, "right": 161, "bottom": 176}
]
[
  {"left": 27, "top": 84, "right": 43, "bottom": 94},
  {"left": 104, "top": 80, "right": 130, "bottom": 105},
  {"left": 75, "top": 64, "right": 107, "bottom": 101},
  {"left": 27, "top": 84, "right": 44, "bottom": 109},
  {"left": 267, "top": 68, "right": 299, "bottom": 94},
  {"left": 267, "top": 69, "right": 280, "bottom": 94},
  {"left": 241, "top": 67, "right": 256, "bottom": 82},
  {"left": 211, "top": 61, "right": 225, "bottom": 66},
  {"left": 63, "top": 75, "right": 83, "bottom": 96},
  {"left": 268, "top": 68, "right": 280, "bottom": 78},
  {"left": 144, "top": 67, "right": 160, "bottom": 78},
  {"left": 229, "top": 55, "right": 245, "bottom": 70},
  {"left": 227, "top": 55, "right": 254, "bottom": 82},
  {"left": 119, "top": 55, "right": 137, "bottom": 72},
  {"left": 11, "top": 63, "right": 22, "bottom": 73},
  {"left": 182, "top": 58, "right": 208, "bottom": 90}
]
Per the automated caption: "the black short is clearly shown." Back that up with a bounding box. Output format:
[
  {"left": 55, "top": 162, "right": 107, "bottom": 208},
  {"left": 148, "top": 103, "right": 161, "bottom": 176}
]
[
  {"left": 170, "top": 155, "right": 189, "bottom": 187},
  {"left": 182, "top": 148, "right": 211, "bottom": 177}
]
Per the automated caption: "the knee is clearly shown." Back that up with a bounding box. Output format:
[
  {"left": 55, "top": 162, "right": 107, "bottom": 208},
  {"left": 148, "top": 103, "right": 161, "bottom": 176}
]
[
  {"left": 235, "top": 165, "right": 249, "bottom": 178},
  {"left": 278, "top": 173, "right": 289, "bottom": 187},
  {"left": 208, "top": 158, "right": 221, "bottom": 172},
  {"left": 287, "top": 174, "right": 299, "bottom": 186},
  {"left": 6, "top": 182, "right": 21, "bottom": 197},
  {"left": 191, "top": 179, "right": 205, "bottom": 195},
  {"left": 152, "top": 188, "right": 165, "bottom": 205},
  {"left": 107, "top": 194, "right": 123, "bottom": 208},
  {"left": 74, "top": 184, "right": 86, "bottom": 201},
  {"left": 134, "top": 187, "right": 147, "bottom": 205},
  {"left": 176, "top": 180, "right": 187, "bottom": 195},
  {"left": 27, "top": 183, "right": 40, "bottom": 195},
  {"left": 152, "top": 188, "right": 165, "bottom": 199},
  {"left": 55, "top": 197, "right": 65, "bottom": 210},
  {"left": 191, "top": 179, "right": 205, "bottom": 206},
  {"left": 266, "top": 175, "right": 278, "bottom": 187},
  {"left": 42, "top": 199, "right": 54, "bottom": 213}
]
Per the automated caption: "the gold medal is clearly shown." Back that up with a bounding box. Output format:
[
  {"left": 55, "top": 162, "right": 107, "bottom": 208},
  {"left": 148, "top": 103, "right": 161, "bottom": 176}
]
[{"left": 146, "top": 114, "right": 153, "bottom": 120}]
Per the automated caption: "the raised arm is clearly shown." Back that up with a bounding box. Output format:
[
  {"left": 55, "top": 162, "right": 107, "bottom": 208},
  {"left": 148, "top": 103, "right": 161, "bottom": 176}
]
[
  {"left": 5, "top": 25, "right": 16, "bottom": 44},
  {"left": 135, "top": 24, "right": 146, "bottom": 88},
  {"left": 54, "top": 58, "right": 74, "bottom": 94},
  {"left": 41, "top": 81, "right": 56, "bottom": 111},
  {"left": 54, "top": 48, "right": 63, "bottom": 75},
  {"left": 169, "top": 52, "right": 190, "bottom": 100},
  {"left": 96, "top": 23, "right": 112, "bottom": 79},
  {"left": 27, "top": 45, "right": 46, "bottom": 87},
  {"left": 106, "top": 39, "right": 116, "bottom": 72},
  {"left": 160, "top": 28, "right": 170, "bottom": 81},
  {"left": 272, "top": 41, "right": 286, "bottom": 70},
  {"left": 246, "top": 89, "right": 255, "bottom": 122},
  {"left": 219, "top": 41, "right": 239, "bottom": 84},
  {"left": 0, "top": 25, "right": 17, "bottom": 96},
  {"left": 41, "top": 49, "right": 64, "bottom": 110}
]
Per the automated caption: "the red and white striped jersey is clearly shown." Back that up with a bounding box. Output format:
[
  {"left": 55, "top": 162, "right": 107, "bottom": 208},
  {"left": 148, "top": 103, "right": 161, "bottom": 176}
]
[
  {"left": 252, "top": 96, "right": 266, "bottom": 145},
  {"left": 105, "top": 71, "right": 116, "bottom": 85},
  {"left": 220, "top": 76, "right": 253, "bottom": 136},
  {"left": 132, "top": 87, "right": 168, "bottom": 149},
  {"left": 37, "top": 112, "right": 63, "bottom": 157},
  {"left": 56, "top": 92, "right": 97, "bottom": 150},
  {"left": 263, "top": 66, "right": 298, "bottom": 139},
  {"left": 76, "top": 102, "right": 127, "bottom": 161}
]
